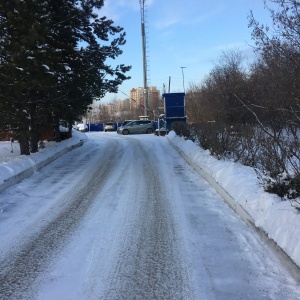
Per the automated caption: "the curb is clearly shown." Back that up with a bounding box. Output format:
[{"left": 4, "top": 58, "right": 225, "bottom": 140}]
[
  {"left": 167, "top": 136, "right": 300, "bottom": 277},
  {"left": 0, "top": 140, "right": 84, "bottom": 194},
  {"left": 167, "top": 138, "right": 255, "bottom": 227}
]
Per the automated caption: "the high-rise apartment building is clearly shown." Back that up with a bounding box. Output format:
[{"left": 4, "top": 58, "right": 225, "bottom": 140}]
[{"left": 130, "top": 86, "right": 160, "bottom": 111}]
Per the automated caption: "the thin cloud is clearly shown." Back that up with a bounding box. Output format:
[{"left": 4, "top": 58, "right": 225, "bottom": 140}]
[
  {"left": 100, "top": 0, "right": 143, "bottom": 21},
  {"left": 156, "top": 17, "right": 180, "bottom": 29},
  {"left": 101, "top": 0, "right": 155, "bottom": 19},
  {"left": 184, "top": 5, "right": 224, "bottom": 25},
  {"left": 213, "top": 41, "right": 249, "bottom": 51},
  {"left": 154, "top": 4, "right": 224, "bottom": 30}
]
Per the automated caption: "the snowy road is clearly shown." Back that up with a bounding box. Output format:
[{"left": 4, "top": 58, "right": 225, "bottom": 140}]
[{"left": 0, "top": 132, "right": 299, "bottom": 300}]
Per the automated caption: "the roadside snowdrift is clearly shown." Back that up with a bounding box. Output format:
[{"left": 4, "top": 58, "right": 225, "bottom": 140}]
[
  {"left": 0, "top": 130, "right": 87, "bottom": 193},
  {"left": 167, "top": 131, "right": 300, "bottom": 269}
]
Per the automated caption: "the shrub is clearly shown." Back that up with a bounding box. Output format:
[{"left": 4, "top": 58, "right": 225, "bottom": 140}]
[
  {"left": 187, "top": 122, "right": 300, "bottom": 202},
  {"left": 190, "top": 122, "right": 242, "bottom": 160},
  {"left": 171, "top": 122, "right": 193, "bottom": 141}
]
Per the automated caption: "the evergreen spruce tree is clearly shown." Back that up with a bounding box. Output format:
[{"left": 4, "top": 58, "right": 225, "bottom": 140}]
[
  {"left": 0, "top": 0, "right": 53, "bottom": 154},
  {"left": 0, "top": 0, "right": 130, "bottom": 154}
]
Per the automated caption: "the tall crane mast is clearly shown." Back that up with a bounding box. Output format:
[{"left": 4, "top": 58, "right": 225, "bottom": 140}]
[{"left": 139, "top": 0, "right": 148, "bottom": 116}]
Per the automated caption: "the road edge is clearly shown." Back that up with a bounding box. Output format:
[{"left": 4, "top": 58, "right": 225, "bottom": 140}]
[
  {"left": 0, "top": 140, "right": 84, "bottom": 194},
  {"left": 167, "top": 134, "right": 300, "bottom": 279}
]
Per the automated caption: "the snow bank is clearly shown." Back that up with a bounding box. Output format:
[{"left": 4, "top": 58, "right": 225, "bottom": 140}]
[
  {"left": 0, "top": 130, "right": 87, "bottom": 193},
  {"left": 167, "top": 131, "right": 300, "bottom": 268}
]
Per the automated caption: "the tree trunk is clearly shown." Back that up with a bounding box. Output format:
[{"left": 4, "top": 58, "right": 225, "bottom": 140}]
[
  {"left": 54, "top": 116, "right": 61, "bottom": 143},
  {"left": 29, "top": 126, "right": 39, "bottom": 153},
  {"left": 18, "top": 127, "right": 30, "bottom": 155},
  {"left": 29, "top": 103, "right": 39, "bottom": 153},
  {"left": 29, "top": 116, "right": 39, "bottom": 153},
  {"left": 67, "top": 119, "right": 73, "bottom": 138}
]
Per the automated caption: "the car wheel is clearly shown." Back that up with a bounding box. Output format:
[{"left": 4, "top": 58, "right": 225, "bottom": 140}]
[
  {"left": 123, "top": 129, "right": 129, "bottom": 135},
  {"left": 146, "top": 128, "right": 153, "bottom": 134}
]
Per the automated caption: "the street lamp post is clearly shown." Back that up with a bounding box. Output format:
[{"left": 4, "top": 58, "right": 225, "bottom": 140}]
[{"left": 181, "top": 67, "right": 186, "bottom": 93}]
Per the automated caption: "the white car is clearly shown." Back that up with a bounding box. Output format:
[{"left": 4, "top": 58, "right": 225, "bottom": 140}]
[
  {"left": 76, "top": 124, "right": 88, "bottom": 132},
  {"left": 104, "top": 122, "right": 116, "bottom": 132}
]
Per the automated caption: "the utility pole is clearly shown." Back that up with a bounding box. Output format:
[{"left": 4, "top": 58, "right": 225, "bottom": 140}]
[{"left": 140, "top": 0, "right": 148, "bottom": 116}]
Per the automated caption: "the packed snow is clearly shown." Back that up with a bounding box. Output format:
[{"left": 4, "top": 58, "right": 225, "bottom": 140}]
[
  {"left": 0, "top": 130, "right": 299, "bottom": 299},
  {"left": 1, "top": 130, "right": 298, "bottom": 268}
]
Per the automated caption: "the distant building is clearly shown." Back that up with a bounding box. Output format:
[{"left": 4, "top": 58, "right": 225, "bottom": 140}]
[
  {"left": 130, "top": 87, "right": 144, "bottom": 109},
  {"left": 147, "top": 86, "right": 160, "bottom": 109},
  {"left": 130, "top": 86, "right": 160, "bottom": 110}
]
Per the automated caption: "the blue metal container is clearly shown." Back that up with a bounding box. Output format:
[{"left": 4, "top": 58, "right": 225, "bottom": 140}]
[
  {"left": 163, "top": 93, "right": 186, "bottom": 131},
  {"left": 163, "top": 92, "right": 185, "bottom": 118}
]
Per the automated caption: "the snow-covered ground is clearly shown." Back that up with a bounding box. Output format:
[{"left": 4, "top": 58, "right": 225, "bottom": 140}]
[
  {"left": 166, "top": 131, "right": 300, "bottom": 270},
  {"left": 0, "top": 130, "right": 87, "bottom": 193},
  {"left": 1, "top": 131, "right": 299, "bottom": 268},
  {"left": 0, "top": 131, "right": 299, "bottom": 299}
]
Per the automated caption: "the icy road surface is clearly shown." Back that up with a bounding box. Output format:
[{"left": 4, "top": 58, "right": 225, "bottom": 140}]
[{"left": 0, "top": 132, "right": 299, "bottom": 300}]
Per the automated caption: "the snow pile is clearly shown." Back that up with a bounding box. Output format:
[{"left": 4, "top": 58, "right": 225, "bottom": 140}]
[
  {"left": 0, "top": 130, "right": 87, "bottom": 193},
  {"left": 167, "top": 131, "right": 300, "bottom": 268}
]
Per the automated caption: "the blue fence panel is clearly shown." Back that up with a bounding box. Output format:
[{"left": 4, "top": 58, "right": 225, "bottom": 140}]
[{"left": 87, "top": 123, "right": 104, "bottom": 131}]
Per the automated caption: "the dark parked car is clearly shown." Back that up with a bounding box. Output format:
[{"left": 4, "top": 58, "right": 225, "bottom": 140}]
[{"left": 117, "top": 120, "right": 156, "bottom": 135}]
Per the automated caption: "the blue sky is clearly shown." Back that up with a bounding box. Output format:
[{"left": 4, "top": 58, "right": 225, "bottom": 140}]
[{"left": 99, "top": 0, "right": 273, "bottom": 103}]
